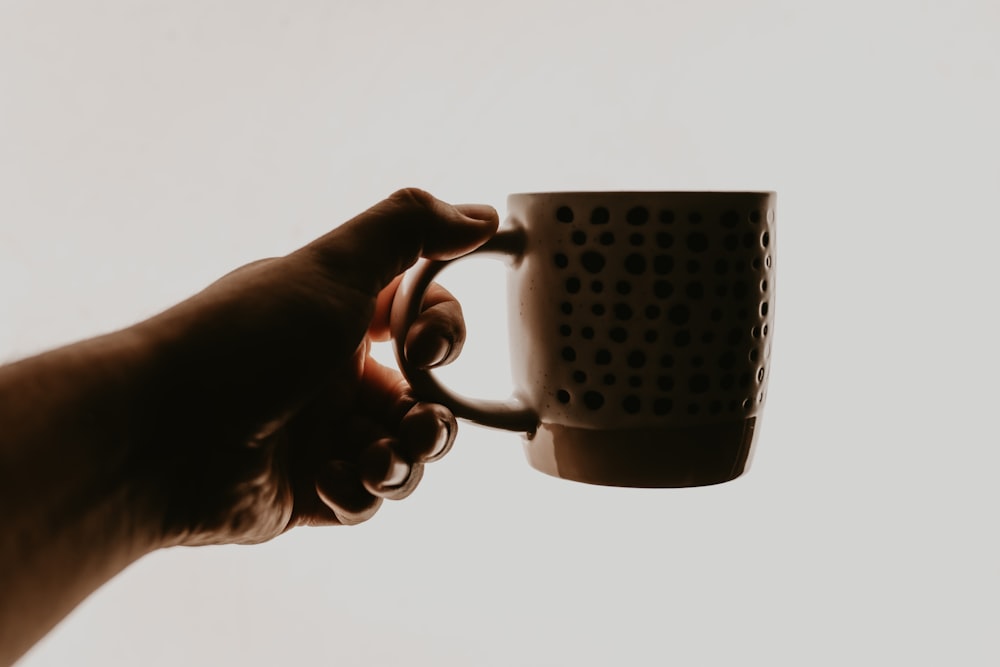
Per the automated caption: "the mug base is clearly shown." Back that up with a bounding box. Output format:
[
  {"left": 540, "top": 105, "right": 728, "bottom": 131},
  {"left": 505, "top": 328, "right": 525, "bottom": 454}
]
[{"left": 522, "top": 418, "right": 758, "bottom": 488}]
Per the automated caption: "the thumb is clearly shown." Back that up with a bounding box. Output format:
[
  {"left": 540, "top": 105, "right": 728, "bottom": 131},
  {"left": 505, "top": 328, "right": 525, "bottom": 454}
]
[{"left": 299, "top": 188, "right": 499, "bottom": 298}]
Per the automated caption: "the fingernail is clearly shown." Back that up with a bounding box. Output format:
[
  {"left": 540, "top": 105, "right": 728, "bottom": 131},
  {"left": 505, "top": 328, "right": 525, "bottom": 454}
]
[
  {"left": 315, "top": 461, "right": 380, "bottom": 525},
  {"left": 426, "top": 418, "right": 452, "bottom": 461},
  {"left": 411, "top": 335, "right": 451, "bottom": 369},
  {"left": 458, "top": 204, "right": 498, "bottom": 224},
  {"left": 382, "top": 453, "right": 411, "bottom": 488}
]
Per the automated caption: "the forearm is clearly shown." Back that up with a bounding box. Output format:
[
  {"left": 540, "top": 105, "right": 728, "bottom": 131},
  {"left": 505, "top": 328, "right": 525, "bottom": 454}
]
[{"left": 0, "top": 330, "right": 162, "bottom": 666}]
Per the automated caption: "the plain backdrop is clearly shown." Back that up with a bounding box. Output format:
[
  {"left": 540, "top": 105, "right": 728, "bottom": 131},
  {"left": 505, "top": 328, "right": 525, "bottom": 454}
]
[{"left": 2, "top": 1, "right": 998, "bottom": 665}]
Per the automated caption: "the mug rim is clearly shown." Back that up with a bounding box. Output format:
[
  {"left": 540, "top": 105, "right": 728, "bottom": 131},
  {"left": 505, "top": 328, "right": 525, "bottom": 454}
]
[{"left": 509, "top": 189, "right": 776, "bottom": 198}]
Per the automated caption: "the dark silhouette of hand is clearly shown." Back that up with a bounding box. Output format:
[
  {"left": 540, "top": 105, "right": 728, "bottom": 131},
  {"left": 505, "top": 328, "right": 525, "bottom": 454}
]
[{"left": 131, "top": 189, "right": 498, "bottom": 546}]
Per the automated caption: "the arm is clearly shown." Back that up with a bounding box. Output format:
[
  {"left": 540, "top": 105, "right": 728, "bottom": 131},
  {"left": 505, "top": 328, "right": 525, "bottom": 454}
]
[
  {"left": 0, "top": 332, "right": 160, "bottom": 665},
  {"left": 0, "top": 189, "right": 499, "bottom": 666}
]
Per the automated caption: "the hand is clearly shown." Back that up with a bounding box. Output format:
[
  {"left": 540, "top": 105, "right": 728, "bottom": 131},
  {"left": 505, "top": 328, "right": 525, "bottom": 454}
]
[{"left": 132, "top": 189, "right": 498, "bottom": 546}]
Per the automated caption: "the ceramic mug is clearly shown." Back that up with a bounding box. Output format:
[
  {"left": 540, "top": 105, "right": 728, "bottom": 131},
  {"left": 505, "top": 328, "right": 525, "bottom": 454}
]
[{"left": 391, "top": 191, "right": 776, "bottom": 487}]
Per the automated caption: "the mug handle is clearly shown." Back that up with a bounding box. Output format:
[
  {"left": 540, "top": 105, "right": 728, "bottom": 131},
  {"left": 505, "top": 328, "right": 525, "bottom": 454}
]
[{"left": 390, "top": 228, "right": 539, "bottom": 433}]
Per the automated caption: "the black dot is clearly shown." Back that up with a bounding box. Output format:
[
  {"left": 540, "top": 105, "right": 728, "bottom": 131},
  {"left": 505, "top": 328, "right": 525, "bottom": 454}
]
[
  {"left": 591, "top": 303, "right": 605, "bottom": 316},
  {"left": 595, "top": 349, "right": 612, "bottom": 365},
  {"left": 724, "top": 234, "right": 739, "bottom": 251},
  {"left": 615, "top": 280, "right": 632, "bottom": 295},
  {"left": 565, "top": 277, "right": 581, "bottom": 293},
  {"left": 720, "top": 374, "right": 735, "bottom": 390},
  {"left": 644, "top": 329, "right": 659, "bottom": 342},
  {"left": 571, "top": 231, "right": 586, "bottom": 245},
  {"left": 656, "top": 232, "right": 674, "bottom": 248},
  {"left": 622, "top": 395, "right": 641, "bottom": 414},
  {"left": 599, "top": 231, "right": 615, "bottom": 245},
  {"left": 654, "top": 398, "right": 673, "bottom": 415},
  {"left": 561, "top": 347, "right": 576, "bottom": 362},
  {"left": 727, "top": 328, "right": 742, "bottom": 345},
  {"left": 590, "top": 207, "right": 610, "bottom": 224},
  {"left": 560, "top": 302, "right": 573, "bottom": 314},
  {"left": 573, "top": 370, "right": 587, "bottom": 383},
  {"left": 765, "top": 255, "right": 772, "bottom": 268},
  {"left": 689, "top": 374, "right": 710, "bottom": 393},
  {"left": 688, "top": 404, "right": 701, "bottom": 415},
  {"left": 584, "top": 391, "right": 605, "bottom": 410},
  {"left": 752, "top": 326, "right": 761, "bottom": 338},
  {"left": 762, "top": 324, "right": 769, "bottom": 336},
  {"left": 710, "top": 308, "right": 723, "bottom": 321},
  {"left": 627, "top": 350, "right": 646, "bottom": 368},
  {"left": 625, "top": 253, "right": 647, "bottom": 275},
  {"left": 668, "top": 304, "right": 690, "bottom": 325},
  {"left": 659, "top": 209, "right": 675, "bottom": 224},
  {"left": 658, "top": 375, "right": 674, "bottom": 391},
  {"left": 692, "top": 355, "right": 704, "bottom": 367},
  {"left": 761, "top": 280, "right": 768, "bottom": 292},
  {"left": 701, "top": 330, "right": 715, "bottom": 344},
  {"left": 749, "top": 348, "right": 760, "bottom": 362},
  {"left": 686, "top": 282, "right": 705, "bottom": 299},
  {"left": 629, "top": 233, "right": 645, "bottom": 246},
  {"left": 626, "top": 207, "right": 649, "bottom": 225},
  {"left": 743, "top": 232, "right": 756, "bottom": 248},
  {"left": 610, "top": 327, "right": 628, "bottom": 343},
  {"left": 749, "top": 210, "right": 762, "bottom": 224},
  {"left": 688, "top": 211, "right": 702, "bottom": 224},
  {"left": 644, "top": 305, "right": 661, "bottom": 319},
  {"left": 581, "top": 251, "right": 606, "bottom": 273},
  {"left": 654, "top": 280, "right": 673, "bottom": 298},
  {"left": 628, "top": 376, "right": 643, "bottom": 388},
  {"left": 752, "top": 257, "right": 762, "bottom": 270},
  {"left": 602, "top": 373, "right": 616, "bottom": 386},
  {"left": 654, "top": 255, "right": 674, "bottom": 274},
  {"left": 556, "top": 206, "right": 574, "bottom": 223},
  {"left": 739, "top": 372, "right": 751, "bottom": 388},
  {"left": 761, "top": 302, "right": 769, "bottom": 316},
  {"left": 742, "top": 398, "right": 753, "bottom": 411},
  {"left": 734, "top": 260, "right": 746, "bottom": 273},
  {"left": 686, "top": 233, "right": 708, "bottom": 252},
  {"left": 590, "top": 280, "right": 604, "bottom": 293},
  {"left": 762, "top": 231, "right": 770, "bottom": 247},
  {"left": 674, "top": 330, "right": 691, "bottom": 346},
  {"left": 732, "top": 281, "right": 748, "bottom": 299},
  {"left": 718, "top": 351, "right": 736, "bottom": 370},
  {"left": 721, "top": 210, "right": 739, "bottom": 227},
  {"left": 614, "top": 303, "right": 634, "bottom": 320},
  {"left": 582, "top": 326, "right": 595, "bottom": 339},
  {"left": 557, "top": 390, "right": 571, "bottom": 404},
  {"left": 757, "top": 367, "right": 766, "bottom": 382},
  {"left": 559, "top": 324, "right": 571, "bottom": 336},
  {"left": 554, "top": 253, "right": 569, "bottom": 268}
]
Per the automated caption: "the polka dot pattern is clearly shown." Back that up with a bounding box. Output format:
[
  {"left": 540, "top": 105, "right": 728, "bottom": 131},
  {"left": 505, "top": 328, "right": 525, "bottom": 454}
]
[{"left": 543, "top": 201, "right": 775, "bottom": 422}]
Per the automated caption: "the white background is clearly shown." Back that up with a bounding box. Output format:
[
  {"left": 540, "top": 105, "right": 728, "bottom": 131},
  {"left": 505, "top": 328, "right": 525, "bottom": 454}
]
[{"left": 2, "top": 1, "right": 998, "bottom": 665}]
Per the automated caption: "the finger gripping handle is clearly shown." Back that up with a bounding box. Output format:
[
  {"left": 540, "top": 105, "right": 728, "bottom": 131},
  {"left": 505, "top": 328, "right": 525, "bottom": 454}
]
[{"left": 390, "top": 230, "right": 538, "bottom": 433}]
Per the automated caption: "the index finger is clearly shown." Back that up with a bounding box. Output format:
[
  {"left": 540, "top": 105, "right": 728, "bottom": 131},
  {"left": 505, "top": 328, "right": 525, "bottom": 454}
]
[{"left": 300, "top": 188, "right": 498, "bottom": 300}]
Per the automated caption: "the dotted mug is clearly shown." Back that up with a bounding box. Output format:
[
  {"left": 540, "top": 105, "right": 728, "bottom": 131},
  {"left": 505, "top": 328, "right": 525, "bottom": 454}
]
[{"left": 391, "top": 191, "right": 776, "bottom": 487}]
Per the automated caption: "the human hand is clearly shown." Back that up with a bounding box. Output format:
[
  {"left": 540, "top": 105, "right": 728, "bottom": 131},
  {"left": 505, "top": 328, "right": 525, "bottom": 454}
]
[{"left": 131, "top": 189, "right": 498, "bottom": 546}]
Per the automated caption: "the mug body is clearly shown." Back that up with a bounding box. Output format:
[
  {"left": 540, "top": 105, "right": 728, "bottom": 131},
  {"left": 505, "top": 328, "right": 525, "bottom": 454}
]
[{"left": 504, "top": 191, "right": 776, "bottom": 487}]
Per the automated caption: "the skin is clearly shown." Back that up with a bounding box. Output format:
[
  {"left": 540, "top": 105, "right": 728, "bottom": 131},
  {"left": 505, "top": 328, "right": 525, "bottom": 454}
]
[{"left": 0, "top": 188, "right": 499, "bottom": 666}]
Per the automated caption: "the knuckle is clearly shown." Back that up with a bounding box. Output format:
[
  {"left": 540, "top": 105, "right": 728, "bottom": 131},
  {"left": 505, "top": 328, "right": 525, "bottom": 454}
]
[{"left": 388, "top": 187, "right": 436, "bottom": 213}]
